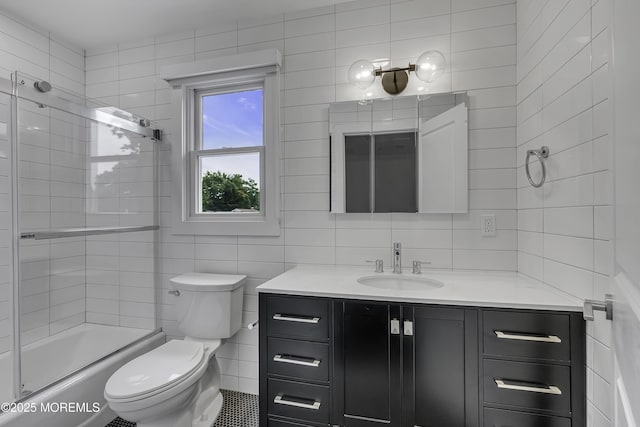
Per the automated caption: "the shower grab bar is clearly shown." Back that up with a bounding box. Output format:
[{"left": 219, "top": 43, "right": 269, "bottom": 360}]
[
  {"left": 20, "top": 225, "right": 159, "bottom": 240},
  {"left": 525, "top": 146, "right": 550, "bottom": 188}
]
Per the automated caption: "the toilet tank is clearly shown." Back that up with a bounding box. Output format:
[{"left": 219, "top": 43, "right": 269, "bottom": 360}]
[{"left": 170, "top": 273, "right": 246, "bottom": 339}]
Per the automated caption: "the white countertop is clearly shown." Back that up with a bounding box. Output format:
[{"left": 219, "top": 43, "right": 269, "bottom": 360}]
[{"left": 257, "top": 266, "right": 584, "bottom": 312}]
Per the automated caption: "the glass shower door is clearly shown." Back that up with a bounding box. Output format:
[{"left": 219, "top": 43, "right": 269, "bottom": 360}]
[
  {"left": 17, "top": 95, "right": 89, "bottom": 393},
  {"left": 13, "top": 73, "right": 160, "bottom": 398},
  {"left": 0, "top": 88, "right": 15, "bottom": 403}
]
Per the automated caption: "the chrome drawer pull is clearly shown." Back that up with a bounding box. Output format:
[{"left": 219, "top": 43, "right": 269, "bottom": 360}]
[
  {"left": 495, "top": 379, "right": 562, "bottom": 395},
  {"left": 273, "top": 354, "right": 321, "bottom": 367},
  {"left": 274, "top": 395, "right": 321, "bottom": 410},
  {"left": 272, "top": 313, "right": 320, "bottom": 324},
  {"left": 494, "top": 330, "right": 561, "bottom": 343}
]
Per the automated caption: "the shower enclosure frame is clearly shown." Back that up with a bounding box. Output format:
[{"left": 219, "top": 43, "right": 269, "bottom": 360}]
[{"left": 1, "top": 71, "right": 163, "bottom": 403}]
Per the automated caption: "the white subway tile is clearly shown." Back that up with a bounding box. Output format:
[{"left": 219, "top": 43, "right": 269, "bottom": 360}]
[
  {"left": 452, "top": 4, "right": 516, "bottom": 32},
  {"left": 453, "top": 65, "right": 516, "bottom": 91},
  {"left": 238, "top": 23, "right": 283, "bottom": 46},
  {"left": 285, "top": 14, "right": 335, "bottom": 38},
  {"left": 453, "top": 249, "right": 516, "bottom": 270},
  {"left": 469, "top": 128, "right": 516, "bottom": 149},
  {"left": 391, "top": 15, "right": 450, "bottom": 41},
  {"left": 452, "top": 0, "right": 514, "bottom": 14},
  {"left": 451, "top": 25, "right": 516, "bottom": 52},
  {"left": 543, "top": 258, "right": 593, "bottom": 299},
  {"left": 336, "top": 5, "right": 389, "bottom": 30},
  {"left": 544, "top": 206, "right": 593, "bottom": 238}
]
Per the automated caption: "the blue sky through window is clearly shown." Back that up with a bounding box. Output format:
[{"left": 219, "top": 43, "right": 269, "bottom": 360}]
[{"left": 201, "top": 89, "right": 263, "bottom": 149}]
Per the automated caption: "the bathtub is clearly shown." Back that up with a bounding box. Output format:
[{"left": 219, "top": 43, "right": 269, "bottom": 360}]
[{"left": 0, "top": 323, "right": 165, "bottom": 427}]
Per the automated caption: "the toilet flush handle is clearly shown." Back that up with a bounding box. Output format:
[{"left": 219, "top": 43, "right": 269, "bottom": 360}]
[
  {"left": 168, "top": 290, "right": 180, "bottom": 296},
  {"left": 247, "top": 320, "right": 259, "bottom": 330}
]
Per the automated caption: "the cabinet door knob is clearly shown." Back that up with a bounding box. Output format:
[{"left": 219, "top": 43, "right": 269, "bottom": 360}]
[
  {"left": 390, "top": 318, "right": 400, "bottom": 335},
  {"left": 403, "top": 320, "right": 413, "bottom": 336}
]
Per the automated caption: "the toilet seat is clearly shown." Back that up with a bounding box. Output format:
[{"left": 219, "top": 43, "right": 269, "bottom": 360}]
[{"left": 105, "top": 340, "right": 206, "bottom": 402}]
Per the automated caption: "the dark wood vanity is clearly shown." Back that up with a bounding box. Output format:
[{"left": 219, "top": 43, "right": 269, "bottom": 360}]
[{"left": 259, "top": 294, "right": 585, "bottom": 427}]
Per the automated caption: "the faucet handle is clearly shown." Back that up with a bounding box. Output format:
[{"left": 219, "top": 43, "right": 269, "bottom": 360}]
[
  {"left": 412, "top": 260, "right": 431, "bottom": 274},
  {"left": 366, "top": 259, "right": 384, "bottom": 273}
]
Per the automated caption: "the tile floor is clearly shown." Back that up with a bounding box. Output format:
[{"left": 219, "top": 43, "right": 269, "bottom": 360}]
[{"left": 105, "top": 390, "right": 258, "bottom": 427}]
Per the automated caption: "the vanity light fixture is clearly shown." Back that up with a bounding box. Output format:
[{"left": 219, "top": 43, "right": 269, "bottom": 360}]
[{"left": 348, "top": 50, "right": 446, "bottom": 95}]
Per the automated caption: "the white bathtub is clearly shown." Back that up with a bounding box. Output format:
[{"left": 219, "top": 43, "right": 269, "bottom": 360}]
[{"left": 0, "top": 323, "right": 165, "bottom": 427}]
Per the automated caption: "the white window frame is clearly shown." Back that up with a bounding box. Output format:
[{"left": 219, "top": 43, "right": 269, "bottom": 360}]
[{"left": 162, "top": 49, "right": 281, "bottom": 236}]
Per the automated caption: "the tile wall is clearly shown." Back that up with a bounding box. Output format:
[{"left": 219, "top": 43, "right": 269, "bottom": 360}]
[
  {"left": 0, "top": 11, "right": 85, "bottom": 354},
  {"left": 85, "top": 0, "right": 518, "bottom": 393},
  {"left": 515, "top": 0, "right": 613, "bottom": 425}
]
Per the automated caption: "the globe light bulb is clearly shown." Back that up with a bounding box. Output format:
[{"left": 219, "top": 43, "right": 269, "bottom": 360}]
[
  {"left": 415, "top": 50, "right": 446, "bottom": 83},
  {"left": 348, "top": 59, "right": 376, "bottom": 89}
]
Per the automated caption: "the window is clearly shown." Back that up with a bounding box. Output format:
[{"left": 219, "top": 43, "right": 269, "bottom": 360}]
[
  {"left": 162, "top": 49, "right": 281, "bottom": 235},
  {"left": 195, "top": 86, "right": 263, "bottom": 214}
]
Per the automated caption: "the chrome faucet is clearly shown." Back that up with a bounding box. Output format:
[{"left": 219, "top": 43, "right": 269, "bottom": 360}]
[{"left": 393, "top": 242, "right": 402, "bottom": 274}]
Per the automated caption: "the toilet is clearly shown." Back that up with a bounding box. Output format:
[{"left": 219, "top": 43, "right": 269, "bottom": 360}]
[{"left": 104, "top": 273, "right": 246, "bottom": 427}]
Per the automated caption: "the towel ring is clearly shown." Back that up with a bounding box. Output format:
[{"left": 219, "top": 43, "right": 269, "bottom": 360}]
[{"left": 525, "top": 146, "right": 549, "bottom": 188}]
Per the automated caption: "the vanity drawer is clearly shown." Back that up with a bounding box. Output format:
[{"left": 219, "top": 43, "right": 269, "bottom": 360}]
[
  {"left": 268, "top": 417, "right": 317, "bottom": 427},
  {"left": 483, "top": 359, "right": 571, "bottom": 414},
  {"left": 266, "top": 296, "right": 329, "bottom": 341},
  {"left": 268, "top": 337, "right": 329, "bottom": 382},
  {"left": 268, "top": 378, "right": 330, "bottom": 424},
  {"left": 484, "top": 408, "right": 571, "bottom": 427},
  {"left": 483, "top": 310, "right": 570, "bottom": 361}
]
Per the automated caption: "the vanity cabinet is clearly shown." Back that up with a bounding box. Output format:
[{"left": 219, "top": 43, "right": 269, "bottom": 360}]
[
  {"left": 332, "top": 302, "right": 478, "bottom": 427},
  {"left": 403, "top": 305, "right": 479, "bottom": 427},
  {"left": 480, "top": 309, "right": 585, "bottom": 427},
  {"left": 259, "top": 294, "right": 585, "bottom": 427},
  {"left": 333, "top": 302, "right": 402, "bottom": 425},
  {"left": 260, "top": 294, "right": 333, "bottom": 427}
]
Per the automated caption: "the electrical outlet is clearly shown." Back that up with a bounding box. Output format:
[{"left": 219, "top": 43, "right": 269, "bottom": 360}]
[{"left": 481, "top": 214, "right": 496, "bottom": 237}]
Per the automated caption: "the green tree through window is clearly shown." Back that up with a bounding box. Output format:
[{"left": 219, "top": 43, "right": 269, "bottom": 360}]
[{"left": 201, "top": 171, "right": 260, "bottom": 212}]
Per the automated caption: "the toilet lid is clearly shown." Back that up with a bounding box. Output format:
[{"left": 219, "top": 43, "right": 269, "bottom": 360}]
[
  {"left": 105, "top": 340, "right": 205, "bottom": 400},
  {"left": 170, "top": 273, "right": 246, "bottom": 292}
]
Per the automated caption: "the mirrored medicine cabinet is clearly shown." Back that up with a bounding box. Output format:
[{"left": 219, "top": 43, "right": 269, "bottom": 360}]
[{"left": 329, "top": 92, "right": 469, "bottom": 214}]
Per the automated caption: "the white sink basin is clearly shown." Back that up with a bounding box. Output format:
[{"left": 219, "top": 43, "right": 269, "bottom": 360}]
[{"left": 357, "top": 275, "right": 444, "bottom": 291}]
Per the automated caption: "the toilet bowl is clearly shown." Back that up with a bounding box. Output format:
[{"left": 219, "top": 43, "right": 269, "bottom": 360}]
[{"left": 104, "top": 273, "right": 246, "bottom": 427}]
